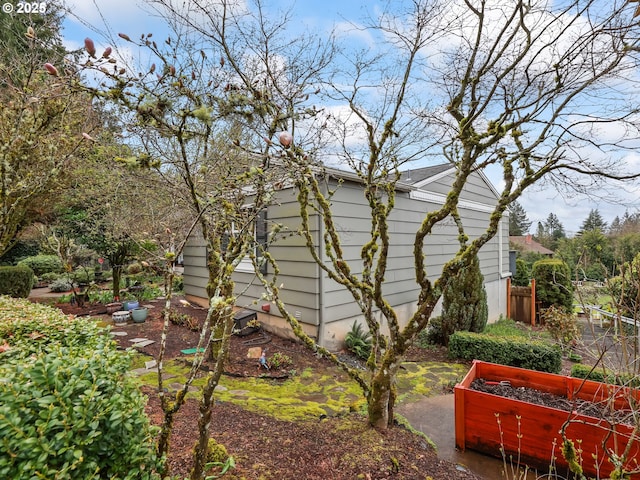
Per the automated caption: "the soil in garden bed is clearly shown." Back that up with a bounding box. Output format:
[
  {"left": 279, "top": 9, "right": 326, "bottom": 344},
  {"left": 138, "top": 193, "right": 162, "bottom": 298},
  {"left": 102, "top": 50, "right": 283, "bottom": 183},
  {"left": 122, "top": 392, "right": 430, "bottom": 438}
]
[{"left": 470, "top": 378, "right": 634, "bottom": 425}]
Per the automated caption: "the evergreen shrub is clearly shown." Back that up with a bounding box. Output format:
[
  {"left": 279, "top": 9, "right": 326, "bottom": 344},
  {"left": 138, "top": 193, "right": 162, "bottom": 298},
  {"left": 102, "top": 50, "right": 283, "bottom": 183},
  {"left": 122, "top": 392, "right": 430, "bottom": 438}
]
[
  {"left": 571, "top": 364, "right": 640, "bottom": 387},
  {"left": 0, "top": 265, "right": 34, "bottom": 298},
  {"left": 39, "top": 272, "right": 62, "bottom": 284},
  {"left": 448, "top": 331, "right": 562, "bottom": 373},
  {"left": 17, "top": 254, "right": 63, "bottom": 276},
  {"left": 0, "top": 297, "right": 162, "bottom": 479},
  {"left": 439, "top": 255, "right": 488, "bottom": 345},
  {"left": 532, "top": 258, "right": 573, "bottom": 311},
  {"left": 424, "top": 316, "right": 444, "bottom": 345},
  {"left": 513, "top": 258, "right": 531, "bottom": 286}
]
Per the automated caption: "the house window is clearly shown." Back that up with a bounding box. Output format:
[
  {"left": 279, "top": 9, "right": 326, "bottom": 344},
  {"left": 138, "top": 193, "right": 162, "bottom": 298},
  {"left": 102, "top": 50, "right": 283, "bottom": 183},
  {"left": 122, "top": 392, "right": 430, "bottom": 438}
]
[{"left": 222, "top": 209, "right": 268, "bottom": 275}]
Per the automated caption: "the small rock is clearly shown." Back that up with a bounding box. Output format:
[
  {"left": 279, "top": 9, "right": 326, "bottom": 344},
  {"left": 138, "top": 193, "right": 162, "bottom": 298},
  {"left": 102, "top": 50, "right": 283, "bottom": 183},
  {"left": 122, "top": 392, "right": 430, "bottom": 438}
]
[{"left": 247, "top": 346, "right": 262, "bottom": 359}]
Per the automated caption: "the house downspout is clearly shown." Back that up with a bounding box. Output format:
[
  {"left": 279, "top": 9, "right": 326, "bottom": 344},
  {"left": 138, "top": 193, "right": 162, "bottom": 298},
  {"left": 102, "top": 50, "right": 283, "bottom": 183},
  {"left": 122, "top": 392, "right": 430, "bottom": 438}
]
[
  {"left": 499, "top": 218, "right": 504, "bottom": 316},
  {"left": 316, "top": 202, "right": 325, "bottom": 348},
  {"left": 498, "top": 217, "right": 511, "bottom": 318}
]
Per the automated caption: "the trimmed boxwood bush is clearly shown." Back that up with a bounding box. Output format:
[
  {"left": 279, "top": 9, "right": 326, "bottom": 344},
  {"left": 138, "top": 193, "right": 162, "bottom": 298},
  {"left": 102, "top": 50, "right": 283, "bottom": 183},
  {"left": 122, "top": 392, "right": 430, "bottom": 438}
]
[
  {"left": 39, "top": 271, "right": 62, "bottom": 283},
  {"left": 0, "top": 265, "right": 34, "bottom": 298},
  {"left": 571, "top": 363, "right": 640, "bottom": 387},
  {"left": 0, "top": 297, "right": 162, "bottom": 479},
  {"left": 17, "top": 254, "right": 63, "bottom": 276},
  {"left": 448, "top": 331, "right": 562, "bottom": 373}
]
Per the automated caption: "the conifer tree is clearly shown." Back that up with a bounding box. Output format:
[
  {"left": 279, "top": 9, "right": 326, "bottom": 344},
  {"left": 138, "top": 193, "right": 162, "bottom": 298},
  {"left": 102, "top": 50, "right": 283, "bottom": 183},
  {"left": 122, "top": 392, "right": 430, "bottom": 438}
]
[
  {"left": 509, "top": 201, "right": 532, "bottom": 235},
  {"left": 439, "top": 255, "right": 488, "bottom": 345}
]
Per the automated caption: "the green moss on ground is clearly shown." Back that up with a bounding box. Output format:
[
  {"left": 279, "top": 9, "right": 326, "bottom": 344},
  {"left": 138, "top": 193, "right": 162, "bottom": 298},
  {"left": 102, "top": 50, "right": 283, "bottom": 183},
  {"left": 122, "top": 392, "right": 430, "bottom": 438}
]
[
  {"left": 396, "top": 362, "right": 468, "bottom": 403},
  {"left": 131, "top": 358, "right": 468, "bottom": 423}
]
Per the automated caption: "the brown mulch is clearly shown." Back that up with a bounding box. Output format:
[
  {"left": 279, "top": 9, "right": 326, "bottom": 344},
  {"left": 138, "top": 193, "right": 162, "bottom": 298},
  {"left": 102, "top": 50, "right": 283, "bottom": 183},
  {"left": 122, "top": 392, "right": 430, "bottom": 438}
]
[{"left": 53, "top": 297, "right": 481, "bottom": 480}]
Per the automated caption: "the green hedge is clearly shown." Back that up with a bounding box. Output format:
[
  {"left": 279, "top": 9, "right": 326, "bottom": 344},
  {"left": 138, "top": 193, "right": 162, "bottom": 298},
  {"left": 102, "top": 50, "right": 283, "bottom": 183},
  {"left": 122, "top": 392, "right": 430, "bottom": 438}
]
[
  {"left": 0, "top": 297, "right": 162, "bottom": 479},
  {"left": 448, "top": 331, "right": 562, "bottom": 373},
  {"left": 571, "top": 363, "right": 640, "bottom": 387},
  {"left": 0, "top": 265, "right": 34, "bottom": 298},
  {"left": 17, "top": 254, "right": 63, "bottom": 276}
]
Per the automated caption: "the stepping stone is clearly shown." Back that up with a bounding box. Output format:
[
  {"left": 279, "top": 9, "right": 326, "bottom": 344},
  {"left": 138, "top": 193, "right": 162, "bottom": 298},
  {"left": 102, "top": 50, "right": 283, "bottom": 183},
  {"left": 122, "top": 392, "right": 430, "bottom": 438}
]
[
  {"left": 130, "top": 368, "right": 150, "bottom": 376},
  {"left": 129, "top": 337, "right": 149, "bottom": 343},
  {"left": 214, "top": 385, "right": 228, "bottom": 392},
  {"left": 110, "top": 331, "right": 128, "bottom": 336},
  {"left": 145, "top": 360, "right": 157, "bottom": 370},
  {"left": 132, "top": 340, "right": 156, "bottom": 348},
  {"left": 228, "top": 389, "right": 250, "bottom": 396}
]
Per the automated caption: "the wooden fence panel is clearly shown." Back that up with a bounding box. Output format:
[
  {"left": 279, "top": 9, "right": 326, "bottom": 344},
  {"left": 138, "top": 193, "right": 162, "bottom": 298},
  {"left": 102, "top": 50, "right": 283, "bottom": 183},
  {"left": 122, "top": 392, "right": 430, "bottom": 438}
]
[{"left": 507, "top": 279, "right": 536, "bottom": 325}]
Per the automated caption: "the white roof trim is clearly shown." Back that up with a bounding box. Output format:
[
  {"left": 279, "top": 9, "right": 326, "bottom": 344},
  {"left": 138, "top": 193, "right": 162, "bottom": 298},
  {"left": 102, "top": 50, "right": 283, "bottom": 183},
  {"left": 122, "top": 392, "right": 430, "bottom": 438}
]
[
  {"left": 477, "top": 168, "right": 502, "bottom": 199},
  {"left": 412, "top": 166, "right": 502, "bottom": 201},
  {"left": 410, "top": 190, "right": 500, "bottom": 214}
]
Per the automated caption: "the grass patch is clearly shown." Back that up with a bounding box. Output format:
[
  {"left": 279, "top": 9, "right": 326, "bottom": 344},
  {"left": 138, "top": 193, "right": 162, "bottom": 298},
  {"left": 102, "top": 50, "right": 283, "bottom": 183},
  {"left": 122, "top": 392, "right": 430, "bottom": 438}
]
[{"left": 483, "top": 317, "right": 551, "bottom": 341}]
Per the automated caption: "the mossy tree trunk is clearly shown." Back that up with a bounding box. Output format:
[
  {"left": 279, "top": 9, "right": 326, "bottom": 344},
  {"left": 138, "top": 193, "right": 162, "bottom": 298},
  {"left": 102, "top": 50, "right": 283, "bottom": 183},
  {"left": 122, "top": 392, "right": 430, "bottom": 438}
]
[{"left": 189, "top": 294, "right": 235, "bottom": 480}]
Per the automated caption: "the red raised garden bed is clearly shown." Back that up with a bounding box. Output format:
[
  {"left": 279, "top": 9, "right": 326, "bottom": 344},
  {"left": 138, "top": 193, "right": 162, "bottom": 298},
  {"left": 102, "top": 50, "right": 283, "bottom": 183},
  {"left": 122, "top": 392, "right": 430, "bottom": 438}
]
[{"left": 454, "top": 360, "right": 640, "bottom": 479}]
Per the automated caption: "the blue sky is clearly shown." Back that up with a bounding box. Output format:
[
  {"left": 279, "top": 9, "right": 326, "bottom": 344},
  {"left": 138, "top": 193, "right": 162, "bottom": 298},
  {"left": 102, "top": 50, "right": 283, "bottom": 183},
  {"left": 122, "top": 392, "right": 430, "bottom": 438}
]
[{"left": 59, "top": 0, "right": 640, "bottom": 236}]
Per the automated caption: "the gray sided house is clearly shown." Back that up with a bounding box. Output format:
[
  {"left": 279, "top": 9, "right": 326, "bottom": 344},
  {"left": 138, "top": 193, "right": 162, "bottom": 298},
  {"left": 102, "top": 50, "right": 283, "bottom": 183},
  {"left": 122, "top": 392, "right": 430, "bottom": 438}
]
[{"left": 183, "top": 164, "right": 511, "bottom": 350}]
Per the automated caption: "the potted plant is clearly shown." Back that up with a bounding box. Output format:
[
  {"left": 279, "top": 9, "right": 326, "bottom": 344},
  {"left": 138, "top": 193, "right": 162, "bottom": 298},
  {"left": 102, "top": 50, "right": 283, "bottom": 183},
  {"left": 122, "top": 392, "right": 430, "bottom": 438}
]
[
  {"left": 454, "top": 360, "right": 640, "bottom": 479},
  {"left": 122, "top": 300, "right": 140, "bottom": 311},
  {"left": 112, "top": 310, "right": 130, "bottom": 324},
  {"left": 130, "top": 306, "right": 148, "bottom": 323}
]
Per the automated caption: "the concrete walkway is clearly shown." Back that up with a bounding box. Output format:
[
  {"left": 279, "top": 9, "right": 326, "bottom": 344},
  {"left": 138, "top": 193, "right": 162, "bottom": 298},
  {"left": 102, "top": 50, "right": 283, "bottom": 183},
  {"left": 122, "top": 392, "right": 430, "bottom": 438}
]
[
  {"left": 397, "top": 395, "right": 516, "bottom": 479},
  {"left": 28, "top": 286, "right": 67, "bottom": 300}
]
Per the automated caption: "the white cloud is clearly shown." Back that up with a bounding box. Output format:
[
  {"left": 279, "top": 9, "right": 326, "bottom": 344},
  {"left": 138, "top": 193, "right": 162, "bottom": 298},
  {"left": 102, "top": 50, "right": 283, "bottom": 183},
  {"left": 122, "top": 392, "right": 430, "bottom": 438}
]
[{"left": 333, "top": 20, "right": 375, "bottom": 48}]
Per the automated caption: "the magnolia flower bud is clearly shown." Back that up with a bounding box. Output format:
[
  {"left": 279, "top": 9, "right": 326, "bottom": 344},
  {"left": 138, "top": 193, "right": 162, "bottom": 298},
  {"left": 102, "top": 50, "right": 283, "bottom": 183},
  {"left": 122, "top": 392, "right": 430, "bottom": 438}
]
[
  {"left": 118, "top": 33, "right": 131, "bottom": 42},
  {"left": 279, "top": 131, "right": 293, "bottom": 147},
  {"left": 84, "top": 37, "right": 96, "bottom": 57},
  {"left": 44, "top": 63, "right": 58, "bottom": 76},
  {"left": 102, "top": 46, "right": 112, "bottom": 58}
]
